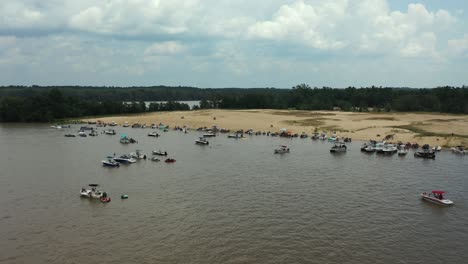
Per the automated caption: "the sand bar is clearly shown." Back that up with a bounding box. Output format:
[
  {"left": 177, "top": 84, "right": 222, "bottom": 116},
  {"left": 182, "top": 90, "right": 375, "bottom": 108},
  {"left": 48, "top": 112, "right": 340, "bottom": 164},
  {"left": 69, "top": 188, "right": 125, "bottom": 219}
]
[{"left": 83, "top": 109, "right": 468, "bottom": 147}]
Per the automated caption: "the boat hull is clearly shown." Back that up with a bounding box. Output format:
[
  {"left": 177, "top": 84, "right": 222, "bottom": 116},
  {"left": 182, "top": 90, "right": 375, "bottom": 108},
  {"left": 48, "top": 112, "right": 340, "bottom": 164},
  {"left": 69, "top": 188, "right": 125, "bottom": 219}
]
[{"left": 421, "top": 194, "right": 453, "bottom": 206}]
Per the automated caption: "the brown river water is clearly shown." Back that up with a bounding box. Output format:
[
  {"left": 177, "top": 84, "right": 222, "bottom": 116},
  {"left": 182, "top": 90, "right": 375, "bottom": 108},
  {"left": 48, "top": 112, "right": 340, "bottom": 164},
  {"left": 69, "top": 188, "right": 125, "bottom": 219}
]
[{"left": 0, "top": 124, "right": 467, "bottom": 264}]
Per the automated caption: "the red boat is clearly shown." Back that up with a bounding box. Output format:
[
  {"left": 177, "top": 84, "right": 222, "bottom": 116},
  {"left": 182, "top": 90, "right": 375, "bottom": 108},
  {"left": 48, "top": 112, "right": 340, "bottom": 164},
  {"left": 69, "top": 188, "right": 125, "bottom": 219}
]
[
  {"left": 421, "top": 190, "right": 453, "bottom": 206},
  {"left": 165, "top": 158, "right": 176, "bottom": 163}
]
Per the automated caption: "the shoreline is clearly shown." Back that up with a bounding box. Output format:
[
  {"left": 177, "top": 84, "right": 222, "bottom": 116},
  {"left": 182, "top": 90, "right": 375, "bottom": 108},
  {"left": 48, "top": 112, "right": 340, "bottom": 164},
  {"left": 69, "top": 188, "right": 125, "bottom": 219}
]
[{"left": 82, "top": 109, "right": 468, "bottom": 147}]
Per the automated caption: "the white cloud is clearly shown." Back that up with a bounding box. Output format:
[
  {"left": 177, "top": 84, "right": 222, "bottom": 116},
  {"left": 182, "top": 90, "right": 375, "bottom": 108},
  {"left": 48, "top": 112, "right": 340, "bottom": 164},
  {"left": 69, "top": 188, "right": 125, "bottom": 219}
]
[
  {"left": 448, "top": 35, "right": 468, "bottom": 56},
  {"left": 144, "top": 41, "right": 187, "bottom": 56}
]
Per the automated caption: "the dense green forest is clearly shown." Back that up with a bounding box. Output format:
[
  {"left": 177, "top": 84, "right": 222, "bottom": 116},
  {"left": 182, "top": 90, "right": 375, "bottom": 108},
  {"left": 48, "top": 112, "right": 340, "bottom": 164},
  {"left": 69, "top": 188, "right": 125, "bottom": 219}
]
[{"left": 0, "top": 85, "right": 467, "bottom": 122}]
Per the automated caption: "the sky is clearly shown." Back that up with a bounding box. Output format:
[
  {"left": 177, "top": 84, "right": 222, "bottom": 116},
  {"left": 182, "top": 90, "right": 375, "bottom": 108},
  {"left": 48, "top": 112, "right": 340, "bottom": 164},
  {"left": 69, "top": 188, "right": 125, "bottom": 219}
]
[{"left": 0, "top": 0, "right": 467, "bottom": 88}]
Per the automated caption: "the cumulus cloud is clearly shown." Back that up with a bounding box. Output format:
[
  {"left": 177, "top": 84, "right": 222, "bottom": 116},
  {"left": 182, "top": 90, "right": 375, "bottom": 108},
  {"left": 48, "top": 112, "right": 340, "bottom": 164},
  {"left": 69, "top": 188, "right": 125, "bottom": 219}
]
[
  {"left": 144, "top": 41, "right": 187, "bottom": 55},
  {"left": 0, "top": 0, "right": 467, "bottom": 87}
]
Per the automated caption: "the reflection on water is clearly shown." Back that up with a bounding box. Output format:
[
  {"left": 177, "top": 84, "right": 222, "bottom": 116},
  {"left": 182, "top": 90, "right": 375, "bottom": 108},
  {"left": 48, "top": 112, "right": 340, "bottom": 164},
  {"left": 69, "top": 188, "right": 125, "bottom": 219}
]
[{"left": 0, "top": 124, "right": 467, "bottom": 263}]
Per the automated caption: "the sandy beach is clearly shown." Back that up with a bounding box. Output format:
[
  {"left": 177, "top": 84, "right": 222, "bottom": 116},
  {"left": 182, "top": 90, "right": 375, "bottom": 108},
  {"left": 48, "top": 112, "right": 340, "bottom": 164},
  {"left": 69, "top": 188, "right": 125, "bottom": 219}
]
[{"left": 83, "top": 109, "right": 468, "bottom": 147}]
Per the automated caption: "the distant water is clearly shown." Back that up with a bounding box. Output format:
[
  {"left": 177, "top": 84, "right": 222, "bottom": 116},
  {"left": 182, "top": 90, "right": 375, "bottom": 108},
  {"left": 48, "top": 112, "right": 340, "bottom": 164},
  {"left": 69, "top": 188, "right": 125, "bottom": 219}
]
[{"left": 0, "top": 124, "right": 467, "bottom": 264}]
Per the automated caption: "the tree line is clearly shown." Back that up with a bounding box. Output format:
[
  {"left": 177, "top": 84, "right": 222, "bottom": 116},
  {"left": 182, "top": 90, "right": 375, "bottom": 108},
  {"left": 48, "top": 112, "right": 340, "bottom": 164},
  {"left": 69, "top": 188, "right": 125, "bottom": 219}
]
[{"left": 0, "top": 85, "right": 467, "bottom": 122}]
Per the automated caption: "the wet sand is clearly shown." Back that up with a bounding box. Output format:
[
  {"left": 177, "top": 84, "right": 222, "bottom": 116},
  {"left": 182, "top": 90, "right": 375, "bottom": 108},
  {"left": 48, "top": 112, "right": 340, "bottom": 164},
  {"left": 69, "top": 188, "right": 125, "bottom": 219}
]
[{"left": 83, "top": 109, "right": 468, "bottom": 147}]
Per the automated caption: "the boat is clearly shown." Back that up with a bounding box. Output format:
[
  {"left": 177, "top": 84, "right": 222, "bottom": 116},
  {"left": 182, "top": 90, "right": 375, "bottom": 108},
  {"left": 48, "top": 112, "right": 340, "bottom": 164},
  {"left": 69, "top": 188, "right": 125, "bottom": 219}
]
[
  {"left": 330, "top": 143, "right": 347, "bottom": 153},
  {"left": 89, "top": 130, "right": 99, "bottom": 136},
  {"left": 80, "top": 184, "right": 106, "bottom": 199},
  {"left": 51, "top": 125, "right": 62, "bottom": 129},
  {"left": 109, "top": 121, "right": 118, "bottom": 127},
  {"left": 104, "top": 129, "right": 116, "bottom": 135},
  {"left": 113, "top": 155, "right": 137, "bottom": 163},
  {"left": 150, "top": 157, "right": 160, "bottom": 162},
  {"left": 377, "top": 144, "right": 397, "bottom": 155},
  {"left": 364, "top": 145, "right": 376, "bottom": 153},
  {"left": 414, "top": 151, "right": 436, "bottom": 159},
  {"left": 228, "top": 133, "right": 244, "bottom": 139},
  {"left": 451, "top": 146, "right": 466, "bottom": 155},
  {"left": 203, "top": 133, "right": 216, "bottom": 137},
  {"left": 165, "top": 158, "right": 176, "bottom": 163},
  {"left": 414, "top": 150, "right": 436, "bottom": 159},
  {"left": 64, "top": 134, "right": 76, "bottom": 137},
  {"left": 123, "top": 122, "right": 130, "bottom": 127},
  {"left": 311, "top": 133, "right": 319, "bottom": 140},
  {"left": 130, "top": 150, "right": 147, "bottom": 160},
  {"left": 195, "top": 137, "right": 209, "bottom": 145},
  {"left": 421, "top": 190, "right": 454, "bottom": 206},
  {"left": 432, "top": 146, "right": 442, "bottom": 152},
  {"left": 148, "top": 132, "right": 160, "bottom": 137},
  {"left": 397, "top": 147, "right": 408, "bottom": 156},
  {"left": 78, "top": 131, "right": 87, "bottom": 137},
  {"left": 274, "top": 145, "right": 290, "bottom": 154},
  {"left": 328, "top": 135, "right": 338, "bottom": 142},
  {"left": 152, "top": 150, "right": 168, "bottom": 156},
  {"left": 300, "top": 132, "right": 308, "bottom": 138},
  {"left": 102, "top": 159, "right": 120, "bottom": 167}
]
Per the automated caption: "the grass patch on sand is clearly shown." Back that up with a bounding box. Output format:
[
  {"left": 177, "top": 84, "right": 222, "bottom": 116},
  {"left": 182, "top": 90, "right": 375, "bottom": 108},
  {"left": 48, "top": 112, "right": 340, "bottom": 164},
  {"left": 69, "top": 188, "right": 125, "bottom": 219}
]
[
  {"left": 427, "top": 118, "right": 461, "bottom": 123},
  {"left": 270, "top": 110, "right": 336, "bottom": 117},
  {"left": 319, "top": 125, "right": 350, "bottom": 132},
  {"left": 283, "top": 118, "right": 326, "bottom": 127},
  {"left": 393, "top": 124, "right": 468, "bottom": 139},
  {"left": 363, "top": 117, "right": 397, "bottom": 121}
]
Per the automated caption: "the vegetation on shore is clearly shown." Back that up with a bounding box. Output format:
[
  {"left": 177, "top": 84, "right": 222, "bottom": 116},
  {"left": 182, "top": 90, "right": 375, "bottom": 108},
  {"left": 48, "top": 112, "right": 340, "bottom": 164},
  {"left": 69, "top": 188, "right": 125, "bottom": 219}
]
[{"left": 1, "top": 85, "right": 467, "bottom": 122}]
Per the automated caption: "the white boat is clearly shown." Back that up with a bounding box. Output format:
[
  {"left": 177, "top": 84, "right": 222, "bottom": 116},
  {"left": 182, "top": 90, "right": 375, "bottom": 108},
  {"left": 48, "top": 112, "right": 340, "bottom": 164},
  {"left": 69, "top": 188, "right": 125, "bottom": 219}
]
[
  {"left": 102, "top": 159, "right": 120, "bottom": 167},
  {"left": 80, "top": 184, "right": 105, "bottom": 199},
  {"left": 195, "top": 137, "right": 209, "bottom": 145},
  {"left": 130, "top": 150, "right": 147, "bottom": 160},
  {"left": 228, "top": 134, "right": 244, "bottom": 139},
  {"left": 51, "top": 125, "right": 62, "bottom": 129},
  {"left": 152, "top": 150, "right": 168, "bottom": 156},
  {"left": 421, "top": 190, "right": 454, "bottom": 206},
  {"left": 104, "top": 129, "right": 116, "bottom": 135},
  {"left": 364, "top": 145, "right": 376, "bottom": 153},
  {"left": 397, "top": 148, "right": 408, "bottom": 156},
  {"left": 451, "top": 146, "right": 466, "bottom": 155},
  {"left": 123, "top": 122, "right": 130, "bottom": 127},
  {"left": 432, "top": 146, "right": 442, "bottom": 152},
  {"left": 330, "top": 143, "right": 347, "bottom": 153},
  {"left": 378, "top": 144, "right": 397, "bottom": 154},
  {"left": 274, "top": 145, "right": 290, "bottom": 154},
  {"left": 113, "top": 155, "right": 137, "bottom": 163},
  {"left": 203, "top": 133, "right": 216, "bottom": 137},
  {"left": 148, "top": 132, "right": 160, "bottom": 137},
  {"left": 78, "top": 131, "right": 87, "bottom": 137}
]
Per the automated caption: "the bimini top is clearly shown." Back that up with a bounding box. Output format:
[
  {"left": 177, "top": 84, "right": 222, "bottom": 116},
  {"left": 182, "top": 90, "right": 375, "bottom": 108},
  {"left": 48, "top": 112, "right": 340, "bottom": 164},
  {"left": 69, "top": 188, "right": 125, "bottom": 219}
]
[{"left": 432, "top": 190, "right": 446, "bottom": 194}]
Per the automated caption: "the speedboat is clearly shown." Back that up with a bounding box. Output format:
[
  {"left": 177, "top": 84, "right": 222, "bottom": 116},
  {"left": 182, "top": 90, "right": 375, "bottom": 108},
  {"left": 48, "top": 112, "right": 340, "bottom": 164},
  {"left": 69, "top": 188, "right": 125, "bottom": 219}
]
[
  {"left": 203, "top": 133, "right": 216, "bottom": 137},
  {"left": 130, "top": 150, "right": 147, "bottom": 160},
  {"left": 89, "top": 130, "right": 99, "bottom": 136},
  {"left": 148, "top": 132, "right": 160, "bottom": 137},
  {"left": 102, "top": 159, "right": 120, "bottom": 167},
  {"left": 451, "top": 146, "right": 466, "bottom": 155},
  {"left": 51, "top": 125, "right": 62, "bottom": 129},
  {"left": 113, "top": 155, "right": 137, "bottom": 164},
  {"left": 165, "top": 158, "right": 176, "bottom": 163},
  {"left": 151, "top": 157, "right": 160, "bottom": 162},
  {"left": 414, "top": 151, "right": 435, "bottom": 159},
  {"left": 364, "top": 145, "right": 376, "bottom": 153},
  {"left": 78, "top": 131, "right": 87, "bottom": 137},
  {"left": 123, "top": 122, "right": 130, "bottom": 127},
  {"left": 152, "top": 150, "right": 168, "bottom": 156},
  {"left": 228, "top": 134, "right": 244, "bottom": 139},
  {"left": 397, "top": 148, "right": 408, "bottom": 156},
  {"left": 104, "top": 129, "right": 116, "bottom": 135},
  {"left": 300, "top": 132, "right": 308, "bottom": 138},
  {"left": 80, "top": 184, "right": 106, "bottom": 199},
  {"left": 421, "top": 190, "right": 454, "bottom": 206},
  {"left": 64, "top": 134, "right": 76, "bottom": 137},
  {"left": 330, "top": 143, "right": 347, "bottom": 153},
  {"left": 274, "top": 145, "right": 290, "bottom": 154},
  {"left": 378, "top": 144, "right": 397, "bottom": 155},
  {"left": 195, "top": 137, "right": 209, "bottom": 145}
]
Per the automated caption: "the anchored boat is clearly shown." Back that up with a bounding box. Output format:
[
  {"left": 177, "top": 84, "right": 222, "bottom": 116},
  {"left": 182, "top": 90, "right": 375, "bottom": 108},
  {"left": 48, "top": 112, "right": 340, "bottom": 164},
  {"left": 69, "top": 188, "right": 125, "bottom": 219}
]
[{"left": 421, "top": 190, "right": 453, "bottom": 206}]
